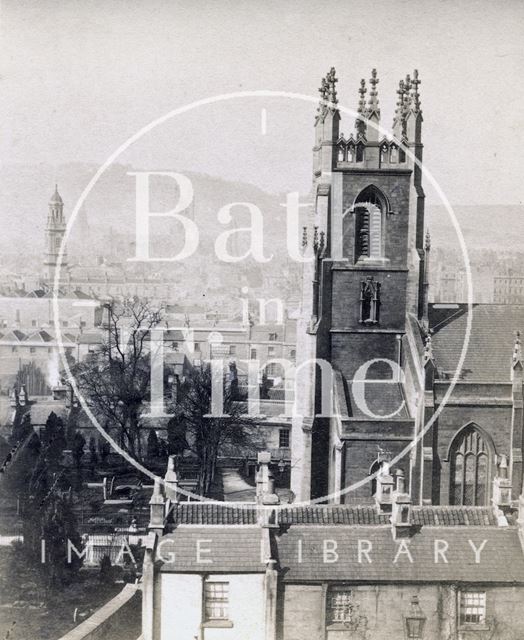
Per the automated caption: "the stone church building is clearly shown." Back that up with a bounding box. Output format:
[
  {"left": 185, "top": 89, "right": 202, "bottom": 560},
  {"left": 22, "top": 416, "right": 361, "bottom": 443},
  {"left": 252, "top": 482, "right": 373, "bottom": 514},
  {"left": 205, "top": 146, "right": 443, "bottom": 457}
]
[
  {"left": 289, "top": 67, "right": 524, "bottom": 510},
  {"left": 141, "top": 69, "right": 524, "bottom": 640}
]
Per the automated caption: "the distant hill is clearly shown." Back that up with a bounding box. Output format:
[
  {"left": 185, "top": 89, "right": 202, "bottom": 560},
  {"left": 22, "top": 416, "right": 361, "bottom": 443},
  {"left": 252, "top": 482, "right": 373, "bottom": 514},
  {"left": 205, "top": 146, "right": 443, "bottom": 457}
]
[
  {"left": 0, "top": 162, "right": 521, "bottom": 269},
  {"left": 426, "top": 205, "right": 524, "bottom": 253}
]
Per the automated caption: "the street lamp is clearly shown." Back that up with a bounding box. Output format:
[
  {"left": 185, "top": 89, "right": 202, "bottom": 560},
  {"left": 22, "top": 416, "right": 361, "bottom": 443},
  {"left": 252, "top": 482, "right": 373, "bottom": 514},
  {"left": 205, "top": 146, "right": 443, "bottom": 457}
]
[{"left": 404, "top": 596, "right": 426, "bottom": 639}]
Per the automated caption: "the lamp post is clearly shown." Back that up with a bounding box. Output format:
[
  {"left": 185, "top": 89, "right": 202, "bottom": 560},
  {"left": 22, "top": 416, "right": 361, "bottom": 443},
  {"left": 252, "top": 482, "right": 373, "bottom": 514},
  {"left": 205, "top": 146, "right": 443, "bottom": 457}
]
[{"left": 404, "top": 596, "right": 427, "bottom": 639}]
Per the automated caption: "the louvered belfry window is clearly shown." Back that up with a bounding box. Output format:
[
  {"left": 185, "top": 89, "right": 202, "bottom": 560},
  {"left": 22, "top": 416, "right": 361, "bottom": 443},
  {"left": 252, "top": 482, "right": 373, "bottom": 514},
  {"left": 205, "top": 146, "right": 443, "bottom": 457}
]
[{"left": 354, "top": 187, "right": 386, "bottom": 261}]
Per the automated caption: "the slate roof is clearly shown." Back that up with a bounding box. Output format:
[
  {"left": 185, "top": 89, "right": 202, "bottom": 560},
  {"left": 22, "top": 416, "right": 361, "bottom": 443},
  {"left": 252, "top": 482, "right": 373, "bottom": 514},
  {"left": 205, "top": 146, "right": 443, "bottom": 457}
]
[
  {"left": 276, "top": 525, "right": 524, "bottom": 583},
  {"left": 171, "top": 503, "right": 258, "bottom": 526},
  {"left": 429, "top": 303, "right": 524, "bottom": 382},
  {"left": 28, "top": 401, "right": 68, "bottom": 425},
  {"left": 168, "top": 504, "right": 496, "bottom": 528},
  {"left": 158, "top": 526, "right": 264, "bottom": 573},
  {"left": 277, "top": 505, "right": 497, "bottom": 527}
]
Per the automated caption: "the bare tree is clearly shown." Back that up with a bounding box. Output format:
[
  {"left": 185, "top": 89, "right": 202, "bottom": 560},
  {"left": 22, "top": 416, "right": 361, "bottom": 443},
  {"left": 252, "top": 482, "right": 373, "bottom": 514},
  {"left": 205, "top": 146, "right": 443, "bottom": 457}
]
[
  {"left": 175, "top": 364, "right": 257, "bottom": 496},
  {"left": 72, "top": 298, "right": 162, "bottom": 460}
]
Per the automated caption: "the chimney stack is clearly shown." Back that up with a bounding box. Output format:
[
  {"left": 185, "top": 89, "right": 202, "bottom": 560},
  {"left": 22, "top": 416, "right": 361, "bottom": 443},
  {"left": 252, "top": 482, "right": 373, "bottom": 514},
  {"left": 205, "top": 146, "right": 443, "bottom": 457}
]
[
  {"left": 148, "top": 478, "right": 166, "bottom": 535},
  {"left": 164, "top": 455, "right": 180, "bottom": 503},
  {"left": 391, "top": 469, "right": 413, "bottom": 539},
  {"left": 492, "top": 454, "right": 512, "bottom": 517},
  {"left": 375, "top": 462, "right": 394, "bottom": 513},
  {"left": 256, "top": 451, "right": 279, "bottom": 506}
]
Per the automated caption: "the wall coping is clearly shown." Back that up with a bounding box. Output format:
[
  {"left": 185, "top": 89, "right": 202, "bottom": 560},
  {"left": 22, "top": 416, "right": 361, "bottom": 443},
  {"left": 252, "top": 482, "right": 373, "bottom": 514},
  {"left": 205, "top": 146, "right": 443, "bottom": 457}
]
[{"left": 56, "top": 582, "right": 140, "bottom": 640}]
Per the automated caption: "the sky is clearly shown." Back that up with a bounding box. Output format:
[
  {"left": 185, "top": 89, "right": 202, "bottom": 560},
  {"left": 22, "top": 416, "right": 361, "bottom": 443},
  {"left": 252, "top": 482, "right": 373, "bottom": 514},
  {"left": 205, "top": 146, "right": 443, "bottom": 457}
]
[{"left": 0, "top": 0, "right": 523, "bottom": 205}]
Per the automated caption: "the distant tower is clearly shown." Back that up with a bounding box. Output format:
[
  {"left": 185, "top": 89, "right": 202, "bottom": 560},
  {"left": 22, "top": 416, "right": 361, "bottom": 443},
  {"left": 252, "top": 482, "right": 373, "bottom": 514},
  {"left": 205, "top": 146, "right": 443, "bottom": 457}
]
[{"left": 43, "top": 185, "right": 67, "bottom": 283}]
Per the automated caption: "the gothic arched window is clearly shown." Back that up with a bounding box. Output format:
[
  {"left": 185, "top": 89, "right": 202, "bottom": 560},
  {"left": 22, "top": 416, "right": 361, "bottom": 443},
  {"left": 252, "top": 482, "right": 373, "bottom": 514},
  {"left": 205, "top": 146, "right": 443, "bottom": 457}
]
[
  {"left": 338, "top": 145, "right": 346, "bottom": 162},
  {"left": 347, "top": 144, "right": 354, "bottom": 162},
  {"left": 380, "top": 144, "right": 389, "bottom": 164},
  {"left": 450, "top": 426, "right": 491, "bottom": 506},
  {"left": 356, "top": 142, "right": 365, "bottom": 162}
]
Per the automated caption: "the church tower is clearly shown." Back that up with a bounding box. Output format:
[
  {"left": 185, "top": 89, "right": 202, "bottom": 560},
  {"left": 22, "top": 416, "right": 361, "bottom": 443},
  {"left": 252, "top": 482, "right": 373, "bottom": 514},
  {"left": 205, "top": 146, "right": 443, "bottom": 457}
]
[
  {"left": 291, "top": 68, "right": 426, "bottom": 503},
  {"left": 43, "top": 185, "right": 67, "bottom": 283}
]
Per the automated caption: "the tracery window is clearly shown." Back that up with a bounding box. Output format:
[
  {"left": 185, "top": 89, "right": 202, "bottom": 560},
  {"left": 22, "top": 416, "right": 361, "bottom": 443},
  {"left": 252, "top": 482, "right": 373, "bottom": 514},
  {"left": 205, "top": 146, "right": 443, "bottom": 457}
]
[{"left": 450, "top": 426, "right": 491, "bottom": 506}]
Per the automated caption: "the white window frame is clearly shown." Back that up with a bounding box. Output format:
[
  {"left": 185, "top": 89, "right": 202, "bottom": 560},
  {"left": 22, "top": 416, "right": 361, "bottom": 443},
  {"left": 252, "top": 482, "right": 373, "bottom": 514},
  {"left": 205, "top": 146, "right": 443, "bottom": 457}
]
[
  {"left": 326, "top": 585, "right": 353, "bottom": 625},
  {"left": 460, "top": 591, "right": 486, "bottom": 625},
  {"left": 204, "top": 580, "right": 229, "bottom": 622}
]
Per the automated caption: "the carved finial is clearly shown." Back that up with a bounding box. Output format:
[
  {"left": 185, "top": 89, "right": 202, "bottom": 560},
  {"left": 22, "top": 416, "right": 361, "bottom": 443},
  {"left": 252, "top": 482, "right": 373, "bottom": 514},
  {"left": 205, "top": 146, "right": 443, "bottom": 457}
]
[
  {"left": 302, "top": 226, "right": 308, "bottom": 249},
  {"left": 424, "top": 334, "right": 433, "bottom": 362},
  {"left": 357, "top": 79, "right": 367, "bottom": 114},
  {"left": 355, "top": 79, "right": 367, "bottom": 134},
  {"left": 513, "top": 330, "right": 522, "bottom": 365},
  {"left": 410, "top": 69, "right": 421, "bottom": 111},
  {"left": 326, "top": 67, "right": 338, "bottom": 105},
  {"left": 394, "top": 79, "right": 405, "bottom": 123},
  {"left": 425, "top": 229, "right": 431, "bottom": 251},
  {"left": 317, "top": 76, "right": 329, "bottom": 116},
  {"left": 313, "top": 226, "right": 319, "bottom": 253},
  {"left": 319, "top": 230, "right": 325, "bottom": 254},
  {"left": 368, "top": 68, "right": 380, "bottom": 113}
]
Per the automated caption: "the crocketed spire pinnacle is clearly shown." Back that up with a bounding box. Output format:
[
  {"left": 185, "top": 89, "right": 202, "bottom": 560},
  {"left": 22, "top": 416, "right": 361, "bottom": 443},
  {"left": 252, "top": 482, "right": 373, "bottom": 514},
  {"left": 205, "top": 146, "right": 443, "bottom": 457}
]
[
  {"left": 325, "top": 67, "right": 338, "bottom": 105},
  {"left": 393, "top": 79, "right": 408, "bottom": 135},
  {"left": 355, "top": 78, "right": 367, "bottom": 133},
  {"left": 316, "top": 67, "right": 338, "bottom": 120},
  {"left": 410, "top": 69, "right": 421, "bottom": 112},
  {"left": 513, "top": 331, "right": 522, "bottom": 367},
  {"left": 367, "top": 68, "right": 380, "bottom": 116}
]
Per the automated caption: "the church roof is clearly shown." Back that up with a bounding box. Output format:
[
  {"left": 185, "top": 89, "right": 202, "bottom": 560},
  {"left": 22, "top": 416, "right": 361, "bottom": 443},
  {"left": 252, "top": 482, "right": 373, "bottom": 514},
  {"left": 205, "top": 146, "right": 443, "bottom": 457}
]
[{"left": 429, "top": 303, "right": 524, "bottom": 382}]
